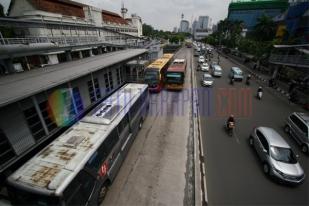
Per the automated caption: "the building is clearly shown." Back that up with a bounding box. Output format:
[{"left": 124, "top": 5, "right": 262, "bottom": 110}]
[
  {"left": 179, "top": 20, "right": 190, "bottom": 33},
  {"left": 0, "top": 0, "right": 150, "bottom": 193},
  {"left": 198, "top": 16, "right": 212, "bottom": 30},
  {"left": 194, "top": 29, "right": 212, "bottom": 40},
  {"left": 228, "top": 0, "right": 289, "bottom": 31},
  {"left": 126, "top": 13, "right": 143, "bottom": 37}
]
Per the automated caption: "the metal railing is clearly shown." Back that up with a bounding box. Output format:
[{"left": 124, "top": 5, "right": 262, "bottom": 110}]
[
  {"left": 0, "top": 35, "right": 141, "bottom": 47},
  {"left": 269, "top": 54, "right": 309, "bottom": 67}
]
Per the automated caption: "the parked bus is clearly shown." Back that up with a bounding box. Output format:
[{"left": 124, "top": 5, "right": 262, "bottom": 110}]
[
  {"left": 165, "top": 59, "right": 187, "bottom": 90},
  {"left": 144, "top": 53, "right": 173, "bottom": 92},
  {"left": 7, "top": 83, "right": 149, "bottom": 206}
]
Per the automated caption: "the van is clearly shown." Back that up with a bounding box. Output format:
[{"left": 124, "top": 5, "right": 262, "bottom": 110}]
[{"left": 229, "top": 67, "right": 243, "bottom": 81}]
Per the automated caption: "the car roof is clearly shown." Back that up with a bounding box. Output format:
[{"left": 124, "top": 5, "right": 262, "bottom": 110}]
[
  {"left": 258, "top": 127, "right": 290, "bottom": 148},
  {"left": 203, "top": 73, "right": 212, "bottom": 78},
  {"left": 231, "top": 67, "right": 242, "bottom": 71},
  {"left": 294, "top": 112, "right": 309, "bottom": 125},
  {"left": 214, "top": 65, "right": 222, "bottom": 69}
]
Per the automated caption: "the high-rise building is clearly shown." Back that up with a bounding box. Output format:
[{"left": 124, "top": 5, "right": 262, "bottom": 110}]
[
  {"left": 228, "top": 0, "right": 289, "bottom": 31},
  {"left": 179, "top": 20, "right": 190, "bottom": 33},
  {"left": 198, "top": 16, "right": 212, "bottom": 30}
]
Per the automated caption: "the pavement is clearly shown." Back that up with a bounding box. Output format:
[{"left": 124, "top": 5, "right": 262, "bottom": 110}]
[
  {"left": 195, "top": 50, "right": 309, "bottom": 205},
  {"left": 102, "top": 48, "right": 196, "bottom": 206}
]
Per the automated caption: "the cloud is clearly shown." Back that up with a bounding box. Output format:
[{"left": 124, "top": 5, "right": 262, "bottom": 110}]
[{"left": 75, "top": 0, "right": 231, "bottom": 31}]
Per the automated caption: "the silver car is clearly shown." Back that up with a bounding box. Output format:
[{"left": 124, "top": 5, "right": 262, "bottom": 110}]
[
  {"left": 249, "top": 127, "right": 305, "bottom": 184},
  {"left": 285, "top": 112, "right": 309, "bottom": 153},
  {"left": 201, "top": 73, "right": 214, "bottom": 87}
]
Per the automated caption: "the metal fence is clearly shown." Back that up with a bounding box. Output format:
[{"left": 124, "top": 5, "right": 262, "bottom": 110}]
[{"left": 269, "top": 54, "right": 309, "bottom": 67}]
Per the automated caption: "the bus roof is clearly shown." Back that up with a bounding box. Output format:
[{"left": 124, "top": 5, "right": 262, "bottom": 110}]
[
  {"left": 167, "top": 58, "right": 186, "bottom": 73},
  {"left": 7, "top": 83, "right": 148, "bottom": 196},
  {"left": 146, "top": 53, "right": 174, "bottom": 71}
]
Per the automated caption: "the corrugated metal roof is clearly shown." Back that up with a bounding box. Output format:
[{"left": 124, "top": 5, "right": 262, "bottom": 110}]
[
  {"left": 0, "top": 49, "right": 147, "bottom": 107},
  {"left": 8, "top": 83, "right": 148, "bottom": 195}
]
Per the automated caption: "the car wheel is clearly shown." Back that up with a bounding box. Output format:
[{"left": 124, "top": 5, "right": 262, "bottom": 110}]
[
  {"left": 301, "top": 144, "right": 308, "bottom": 154},
  {"left": 263, "top": 163, "right": 270, "bottom": 174},
  {"left": 249, "top": 136, "right": 254, "bottom": 147},
  {"left": 284, "top": 125, "right": 290, "bottom": 133},
  {"left": 98, "top": 182, "right": 108, "bottom": 204}
]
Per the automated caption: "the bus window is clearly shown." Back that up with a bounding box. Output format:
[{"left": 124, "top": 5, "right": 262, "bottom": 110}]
[
  {"left": 63, "top": 170, "right": 95, "bottom": 205},
  {"left": 117, "top": 114, "right": 130, "bottom": 135}
]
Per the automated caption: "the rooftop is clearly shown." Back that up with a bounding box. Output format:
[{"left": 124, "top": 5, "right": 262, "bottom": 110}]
[
  {"left": 0, "top": 49, "right": 147, "bottom": 107},
  {"left": 229, "top": 0, "right": 288, "bottom": 11}
]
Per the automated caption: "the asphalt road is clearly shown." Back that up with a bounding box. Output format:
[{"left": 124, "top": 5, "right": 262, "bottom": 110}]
[{"left": 194, "top": 49, "right": 309, "bottom": 205}]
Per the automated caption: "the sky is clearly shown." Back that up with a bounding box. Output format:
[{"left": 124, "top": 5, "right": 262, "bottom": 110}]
[{"left": 0, "top": 0, "right": 231, "bottom": 31}]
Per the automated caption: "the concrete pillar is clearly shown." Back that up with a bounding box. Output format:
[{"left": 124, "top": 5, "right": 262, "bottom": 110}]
[
  {"left": 24, "top": 56, "right": 30, "bottom": 71},
  {"left": 272, "top": 65, "right": 280, "bottom": 79},
  {"left": 98, "top": 47, "right": 102, "bottom": 54},
  {"left": 78, "top": 51, "right": 83, "bottom": 59},
  {"left": 89, "top": 49, "right": 93, "bottom": 56},
  {"left": 65, "top": 51, "right": 72, "bottom": 61},
  {"left": 4, "top": 58, "right": 14, "bottom": 73}
]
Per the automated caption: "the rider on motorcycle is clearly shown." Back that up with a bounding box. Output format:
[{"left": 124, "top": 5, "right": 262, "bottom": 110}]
[
  {"left": 226, "top": 114, "right": 235, "bottom": 129},
  {"left": 246, "top": 74, "right": 251, "bottom": 81}
]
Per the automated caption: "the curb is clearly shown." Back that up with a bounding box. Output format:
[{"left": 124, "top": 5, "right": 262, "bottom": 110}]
[{"left": 191, "top": 50, "right": 208, "bottom": 206}]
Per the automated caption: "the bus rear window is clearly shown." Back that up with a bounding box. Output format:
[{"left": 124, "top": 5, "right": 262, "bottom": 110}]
[{"left": 8, "top": 186, "right": 60, "bottom": 206}]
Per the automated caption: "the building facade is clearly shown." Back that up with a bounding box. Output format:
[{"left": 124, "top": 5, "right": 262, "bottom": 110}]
[
  {"left": 179, "top": 20, "right": 190, "bottom": 33},
  {"left": 228, "top": 0, "right": 289, "bottom": 31},
  {"left": 198, "top": 16, "right": 212, "bottom": 30}
]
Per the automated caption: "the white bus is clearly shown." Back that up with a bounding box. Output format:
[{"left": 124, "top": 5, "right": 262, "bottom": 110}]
[{"left": 7, "top": 83, "right": 149, "bottom": 205}]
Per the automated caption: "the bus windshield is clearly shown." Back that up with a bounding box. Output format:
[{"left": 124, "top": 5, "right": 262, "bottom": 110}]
[
  {"left": 166, "top": 72, "right": 184, "bottom": 84},
  {"left": 8, "top": 187, "right": 60, "bottom": 206},
  {"left": 144, "top": 70, "right": 159, "bottom": 84}
]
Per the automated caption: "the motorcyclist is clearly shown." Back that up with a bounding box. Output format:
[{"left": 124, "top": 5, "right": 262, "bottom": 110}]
[
  {"left": 257, "top": 86, "right": 263, "bottom": 93},
  {"left": 246, "top": 74, "right": 251, "bottom": 81},
  {"left": 226, "top": 114, "right": 235, "bottom": 129},
  {"left": 230, "top": 76, "right": 235, "bottom": 84}
]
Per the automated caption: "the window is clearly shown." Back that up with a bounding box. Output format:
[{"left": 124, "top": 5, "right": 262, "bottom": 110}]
[
  {"left": 116, "top": 68, "right": 122, "bottom": 85},
  {"left": 39, "top": 101, "right": 59, "bottom": 133},
  {"left": 117, "top": 114, "right": 129, "bottom": 135},
  {"left": 0, "top": 129, "right": 16, "bottom": 167},
  {"left": 87, "top": 78, "right": 101, "bottom": 103},
  {"left": 72, "top": 87, "right": 84, "bottom": 115},
  {"left": 256, "top": 130, "right": 269, "bottom": 151},
  {"left": 129, "top": 97, "right": 142, "bottom": 118},
  {"left": 108, "top": 71, "right": 114, "bottom": 90},
  {"left": 86, "top": 128, "right": 119, "bottom": 170},
  {"left": 104, "top": 73, "right": 110, "bottom": 93},
  {"left": 63, "top": 170, "right": 95, "bottom": 205},
  {"left": 291, "top": 115, "right": 308, "bottom": 134},
  {"left": 23, "top": 107, "right": 46, "bottom": 141},
  {"left": 104, "top": 71, "right": 114, "bottom": 93}
]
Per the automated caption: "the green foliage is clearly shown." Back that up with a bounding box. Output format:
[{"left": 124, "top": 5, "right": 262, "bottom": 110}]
[{"left": 253, "top": 15, "right": 276, "bottom": 41}]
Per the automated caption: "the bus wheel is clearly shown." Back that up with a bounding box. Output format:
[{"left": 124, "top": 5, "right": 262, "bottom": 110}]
[{"left": 98, "top": 183, "right": 108, "bottom": 204}]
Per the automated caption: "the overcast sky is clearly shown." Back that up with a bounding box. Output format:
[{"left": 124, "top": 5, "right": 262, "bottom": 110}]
[{"left": 1, "top": 0, "right": 231, "bottom": 31}]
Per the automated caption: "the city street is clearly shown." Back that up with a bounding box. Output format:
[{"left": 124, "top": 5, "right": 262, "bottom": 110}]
[
  {"left": 103, "top": 48, "right": 194, "bottom": 205},
  {"left": 195, "top": 50, "right": 309, "bottom": 205}
]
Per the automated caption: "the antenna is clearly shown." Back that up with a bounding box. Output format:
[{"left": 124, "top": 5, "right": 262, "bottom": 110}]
[{"left": 121, "top": 1, "right": 128, "bottom": 19}]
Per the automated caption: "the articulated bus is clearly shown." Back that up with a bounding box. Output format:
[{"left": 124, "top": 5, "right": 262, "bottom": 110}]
[
  {"left": 144, "top": 53, "right": 173, "bottom": 92},
  {"left": 7, "top": 83, "right": 149, "bottom": 206},
  {"left": 165, "top": 59, "right": 187, "bottom": 90}
]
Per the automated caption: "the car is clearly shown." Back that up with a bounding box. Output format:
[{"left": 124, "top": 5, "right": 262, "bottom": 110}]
[
  {"left": 229, "top": 67, "right": 244, "bottom": 81},
  {"left": 201, "top": 73, "right": 214, "bottom": 87},
  {"left": 249, "top": 127, "right": 305, "bottom": 185},
  {"left": 285, "top": 112, "right": 309, "bottom": 153},
  {"left": 200, "top": 63, "right": 209, "bottom": 72},
  {"left": 212, "top": 65, "right": 222, "bottom": 77},
  {"left": 198, "top": 56, "right": 205, "bottom": 63},
  {"left": 210, "top": 62, "right": 218, "bottom": 69}
]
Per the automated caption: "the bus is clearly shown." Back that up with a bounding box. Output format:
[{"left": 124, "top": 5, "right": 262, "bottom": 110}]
[
  {"left": 7, "top": 83, "right": 149, "bottom": 206},
  {"left": 165, "top": 59, "right": 187, "bottom": 90},
  {"left": 144, "top": 53, "right": 173, "bottom": 92}
]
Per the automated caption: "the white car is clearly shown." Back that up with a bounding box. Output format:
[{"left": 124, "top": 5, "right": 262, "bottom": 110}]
[
  {"left": 201, "top": 73, "right": 214, "bottom": 87},
  {"left": 200, "top": 63, "right": 209, "bottom": 72},
  {"left": 212, "top": 65, "right": 222, "bottom": 77},
  {"left": 198, "top": 56, "right": 205, "bottom": 63}
]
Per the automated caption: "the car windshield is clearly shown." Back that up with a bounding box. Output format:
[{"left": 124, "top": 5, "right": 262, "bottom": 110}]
[
  {"left": 203, "top": 75, "right": 213, "bottom": 81},
  {"left": 234, "top": 69, "right": 242, "bottom": 75},
  {"left": 270, "top": 146, "right": 297, "bottom": 164}
]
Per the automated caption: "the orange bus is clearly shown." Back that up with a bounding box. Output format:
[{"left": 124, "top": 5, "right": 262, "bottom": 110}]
[
  {"left": 165, "top": 59, "right": 187, "bottom": 90},
  {"left": 144, "top": 53, "right": 173, "bottom": 92}
]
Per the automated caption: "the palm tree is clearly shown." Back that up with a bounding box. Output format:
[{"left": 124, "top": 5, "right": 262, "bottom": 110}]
[{"left": 254, "top": 15, "right": 276, "bottom": 41}]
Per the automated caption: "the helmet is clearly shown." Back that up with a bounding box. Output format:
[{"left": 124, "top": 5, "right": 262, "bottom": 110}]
[
  {"left": 259, "top": 86, "right": 262, "bottom": 89},
  {"left": 248, "top": 74, "right": 251, "bottom": 77},
  {"left": 230, "top": 114, "right": 234, "bottom": 118}
]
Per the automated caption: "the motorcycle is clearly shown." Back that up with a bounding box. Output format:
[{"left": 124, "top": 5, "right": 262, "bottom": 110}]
[
  {"left": 226, "top": 122, "right": 235, "bottom": 136},
  {"left": 257, "top": 91, "right": 263, "bottom": 100},
  {"left": 246, "top": 78, "right": 250, "bottom": 86}
]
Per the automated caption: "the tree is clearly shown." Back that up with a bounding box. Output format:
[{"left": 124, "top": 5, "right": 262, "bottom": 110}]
[
  {"left": 253, "top": 15, "right": 276, "bottom": 41},
  {"left": 142, "top": 24, "right": 154, "bottom": 37}
]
